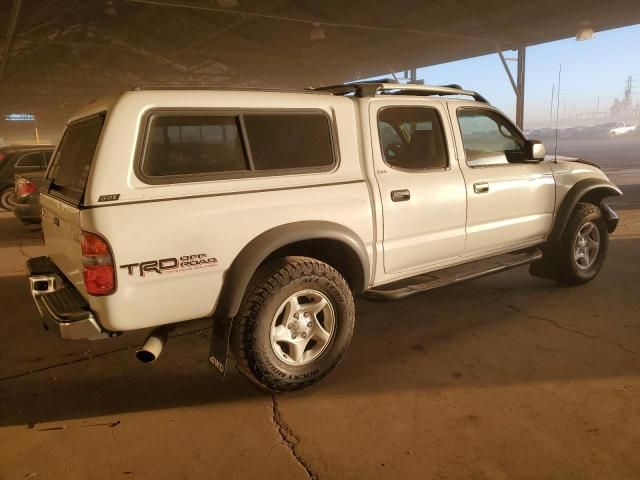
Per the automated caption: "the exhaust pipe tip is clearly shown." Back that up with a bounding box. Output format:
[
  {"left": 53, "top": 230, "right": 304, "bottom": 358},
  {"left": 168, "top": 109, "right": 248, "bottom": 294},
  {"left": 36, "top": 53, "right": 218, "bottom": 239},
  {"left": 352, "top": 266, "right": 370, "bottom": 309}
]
[
  {"left": 136, "top": 326, "right": 170, "bottom": 365},
  {"left": 135, "top": 349, "right": 158, "bottom": 364}
]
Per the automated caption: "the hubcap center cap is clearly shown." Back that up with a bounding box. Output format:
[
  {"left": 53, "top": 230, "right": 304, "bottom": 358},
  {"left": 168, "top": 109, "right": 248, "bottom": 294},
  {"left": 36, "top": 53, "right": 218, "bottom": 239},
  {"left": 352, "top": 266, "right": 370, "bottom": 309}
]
[{"left": 289, "top": 314, "right": 312, "bottom": 338}]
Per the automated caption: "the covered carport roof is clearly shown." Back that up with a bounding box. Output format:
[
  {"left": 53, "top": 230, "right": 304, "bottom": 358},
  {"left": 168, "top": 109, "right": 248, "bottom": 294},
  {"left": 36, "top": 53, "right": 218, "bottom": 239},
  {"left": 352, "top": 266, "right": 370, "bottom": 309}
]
[{"left": 1, "top": 0, "right": 639, "bottom": 133}]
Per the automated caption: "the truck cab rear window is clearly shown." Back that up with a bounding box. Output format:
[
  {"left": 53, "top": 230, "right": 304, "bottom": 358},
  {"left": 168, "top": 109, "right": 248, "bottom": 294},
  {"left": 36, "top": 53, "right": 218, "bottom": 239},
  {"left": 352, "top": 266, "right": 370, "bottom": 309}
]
[
  {"left": 140, "top": 111, "right": 335, "bottom": 181},
  {"left": 47, "top": 115, "right": 105, "bottom": 204}
]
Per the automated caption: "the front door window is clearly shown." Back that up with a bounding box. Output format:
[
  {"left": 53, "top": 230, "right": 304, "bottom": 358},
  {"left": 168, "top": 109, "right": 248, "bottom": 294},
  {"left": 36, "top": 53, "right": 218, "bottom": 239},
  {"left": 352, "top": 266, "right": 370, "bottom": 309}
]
[{"left": 457, "top": 109, "right": 525, "bottom": 166}]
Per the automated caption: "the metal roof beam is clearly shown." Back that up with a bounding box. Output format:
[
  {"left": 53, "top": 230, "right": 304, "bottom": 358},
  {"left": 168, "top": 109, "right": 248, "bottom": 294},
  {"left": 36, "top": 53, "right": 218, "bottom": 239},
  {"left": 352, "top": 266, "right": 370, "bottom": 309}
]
[
  {"left": 0, "top": 0, "right": 22, "bottom": 81},
  {"left": 497, "top": 47, "right": 519, "bottom": 96}
]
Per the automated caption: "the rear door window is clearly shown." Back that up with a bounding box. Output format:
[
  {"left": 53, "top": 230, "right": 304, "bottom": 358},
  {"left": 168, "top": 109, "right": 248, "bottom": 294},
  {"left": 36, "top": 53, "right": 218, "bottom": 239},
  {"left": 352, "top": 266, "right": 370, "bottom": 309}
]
[
  {"left": 47, "top": 115, "right": 105, "bottom": 205},
  {"left": 43, "top": 150, "right": 53, "bottom": 167},
  {"left": 15, "top": 152, "right": 44, "bottom": 169},
  {"left": 377, "top": 107, "right": 448, "bottom": 171}
]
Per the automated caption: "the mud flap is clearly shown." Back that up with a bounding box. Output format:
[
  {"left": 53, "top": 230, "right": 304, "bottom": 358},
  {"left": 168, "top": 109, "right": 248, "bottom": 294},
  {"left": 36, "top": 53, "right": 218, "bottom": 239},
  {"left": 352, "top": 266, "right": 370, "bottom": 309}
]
[
  {"left": 529, "top": 246, "right": 560, "bottom": 281},
  {"left": 208, "top": 316, "right": 233, "bottom": 380}
]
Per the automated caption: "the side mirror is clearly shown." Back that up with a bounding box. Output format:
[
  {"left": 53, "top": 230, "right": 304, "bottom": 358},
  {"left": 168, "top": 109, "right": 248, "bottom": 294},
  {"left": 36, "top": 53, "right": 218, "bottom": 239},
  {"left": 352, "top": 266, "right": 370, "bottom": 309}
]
[{"left": 524, "top": 139, "right": 545, "bottom": 162}]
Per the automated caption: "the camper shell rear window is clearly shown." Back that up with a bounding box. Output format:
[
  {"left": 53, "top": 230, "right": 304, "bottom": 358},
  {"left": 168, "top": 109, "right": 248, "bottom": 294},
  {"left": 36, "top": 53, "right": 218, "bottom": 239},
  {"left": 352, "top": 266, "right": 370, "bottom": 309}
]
[{"left": 46, "top": 114, "right": 105, "bottom": 205}]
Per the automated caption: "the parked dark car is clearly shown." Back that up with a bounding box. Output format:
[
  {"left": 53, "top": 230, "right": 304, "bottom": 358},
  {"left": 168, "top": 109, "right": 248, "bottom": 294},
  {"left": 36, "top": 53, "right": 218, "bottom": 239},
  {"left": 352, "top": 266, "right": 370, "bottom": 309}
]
[
  {"left": 0, "top": 145, "right": 54, "bottom": 210},
  {"left": 13, "top": 171, "right": 45, "bottom": 224}
]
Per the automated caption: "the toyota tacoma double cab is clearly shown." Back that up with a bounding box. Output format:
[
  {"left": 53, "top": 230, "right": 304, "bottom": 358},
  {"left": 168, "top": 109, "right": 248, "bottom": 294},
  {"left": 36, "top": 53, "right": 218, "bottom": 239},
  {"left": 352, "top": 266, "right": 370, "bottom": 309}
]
[{"left": 27, "top": 81, "right": 621, "bottom": 393}]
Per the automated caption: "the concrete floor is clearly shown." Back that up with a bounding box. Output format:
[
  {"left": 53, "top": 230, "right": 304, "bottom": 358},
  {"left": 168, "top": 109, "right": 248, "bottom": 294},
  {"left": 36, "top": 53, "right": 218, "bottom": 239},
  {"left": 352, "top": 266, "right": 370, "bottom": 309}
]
[{"left": 1, "top": 161, "right": 639, "bottom": 479}]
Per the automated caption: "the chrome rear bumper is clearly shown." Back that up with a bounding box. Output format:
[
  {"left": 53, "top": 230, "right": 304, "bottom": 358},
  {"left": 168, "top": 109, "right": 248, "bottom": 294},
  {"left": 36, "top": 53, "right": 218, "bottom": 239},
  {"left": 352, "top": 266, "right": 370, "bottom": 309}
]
[{"left": 27, "top": 257, "right": 110, "bottom": 340}]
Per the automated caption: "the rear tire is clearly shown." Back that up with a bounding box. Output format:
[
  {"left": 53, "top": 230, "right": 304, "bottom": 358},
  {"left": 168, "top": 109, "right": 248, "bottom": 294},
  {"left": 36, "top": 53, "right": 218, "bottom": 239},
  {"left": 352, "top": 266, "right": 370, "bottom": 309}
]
[
  {"left": 231, "top": 256, "right": 355, "bottom": 393},
  {"left": 557, "top": 202, "right": 608, "bottom": 285},
  {"left": 0, "top": 187, "right": 16, "bottom": 211}
]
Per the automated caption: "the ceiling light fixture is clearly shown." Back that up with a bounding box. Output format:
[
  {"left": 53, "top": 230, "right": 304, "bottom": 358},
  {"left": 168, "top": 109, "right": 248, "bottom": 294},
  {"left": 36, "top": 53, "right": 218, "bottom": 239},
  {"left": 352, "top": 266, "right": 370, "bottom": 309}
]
[
  {"left": 576, "top": 26, "right": 594, "bottom": 41},
  {"left": 104, "top": 0, "right": 117, "bottom": 16},
  {"left": 309, "top": 23, "right": 325, "bottom": 41}
]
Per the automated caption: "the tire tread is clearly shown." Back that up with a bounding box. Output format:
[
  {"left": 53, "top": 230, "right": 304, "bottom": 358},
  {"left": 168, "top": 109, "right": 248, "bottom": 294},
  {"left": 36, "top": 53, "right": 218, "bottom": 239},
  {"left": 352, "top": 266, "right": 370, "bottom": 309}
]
[{"left": 231, "top": 256, "right": 354, "bottom": 393}]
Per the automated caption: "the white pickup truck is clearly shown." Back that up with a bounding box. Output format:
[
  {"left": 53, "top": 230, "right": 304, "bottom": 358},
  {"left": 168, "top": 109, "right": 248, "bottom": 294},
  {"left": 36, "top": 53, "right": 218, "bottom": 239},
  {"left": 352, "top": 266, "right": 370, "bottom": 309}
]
[{"left": 27, "top": 81, "right": 621, "bottom": 392}]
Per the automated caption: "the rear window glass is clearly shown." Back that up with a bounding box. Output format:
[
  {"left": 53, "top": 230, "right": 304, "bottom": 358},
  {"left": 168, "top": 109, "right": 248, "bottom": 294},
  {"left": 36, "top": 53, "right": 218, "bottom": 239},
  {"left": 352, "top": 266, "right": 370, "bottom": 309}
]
[
  {"left": 377, "top": 107, "right": 448, "bottom": 170},
  {"left": 140, "top": 111, "right": 335, "bottom": 181},
  {"left": 48, "top": 115, "right": 105, "bottom": 203},
  {"left": 243, "top": 114, "right": 334, "bottom": 171},
  {"left": 143, "top": 115, "right": 247, "bottom": 177},
  {"left": 16, "top": 152, "right": 43, "bottom": 168}
]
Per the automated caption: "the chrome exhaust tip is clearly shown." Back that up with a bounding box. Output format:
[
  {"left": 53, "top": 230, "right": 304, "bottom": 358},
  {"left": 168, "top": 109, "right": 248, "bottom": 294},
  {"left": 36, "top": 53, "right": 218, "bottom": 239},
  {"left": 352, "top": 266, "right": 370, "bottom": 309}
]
[{"left": 135, "top": 326, "right": 170, "bottom": 364}]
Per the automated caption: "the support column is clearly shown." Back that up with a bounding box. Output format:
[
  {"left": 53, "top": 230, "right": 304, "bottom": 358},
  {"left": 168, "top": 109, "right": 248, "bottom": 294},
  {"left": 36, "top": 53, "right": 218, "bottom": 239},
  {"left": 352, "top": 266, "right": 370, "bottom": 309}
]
[{"left": 515, "top": 45, "right": 526, "bottom": 129}]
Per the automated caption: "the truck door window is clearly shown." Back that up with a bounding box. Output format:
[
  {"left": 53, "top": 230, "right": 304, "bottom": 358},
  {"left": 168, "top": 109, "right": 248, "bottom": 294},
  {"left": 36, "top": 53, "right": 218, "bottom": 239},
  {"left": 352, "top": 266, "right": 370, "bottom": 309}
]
[
  {"left": 457, "top": 109, "right": 525, "bottom": 166},
  {"left": 377, "top": 107, "right": 448, "bottom": 171}
]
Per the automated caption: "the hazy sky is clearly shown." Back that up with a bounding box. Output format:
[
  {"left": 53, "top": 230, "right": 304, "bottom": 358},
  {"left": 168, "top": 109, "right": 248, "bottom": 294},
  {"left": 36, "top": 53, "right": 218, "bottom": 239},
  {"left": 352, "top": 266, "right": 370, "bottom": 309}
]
[{"left": 413, "top": 23, "right": 640, "bottom": 127}]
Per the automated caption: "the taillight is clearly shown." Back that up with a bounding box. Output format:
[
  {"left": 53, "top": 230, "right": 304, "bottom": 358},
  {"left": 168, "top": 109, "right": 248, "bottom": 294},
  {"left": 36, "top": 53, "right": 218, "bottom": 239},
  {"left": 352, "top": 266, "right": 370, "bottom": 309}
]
[
  {"left": 16, "top": 179, "right": 37, "bottom": 198},
  {"left": 81, "top": 231, "right": 115, "bottom": 296}
]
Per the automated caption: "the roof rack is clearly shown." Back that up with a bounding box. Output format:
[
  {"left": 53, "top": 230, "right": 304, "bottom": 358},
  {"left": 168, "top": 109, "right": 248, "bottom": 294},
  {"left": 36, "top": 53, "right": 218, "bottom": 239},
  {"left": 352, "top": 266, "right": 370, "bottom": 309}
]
[
  {"left": 311, "top": 79, "right": 488, "bottom": 103},
  {"left": 131, "top": 85, "right": 330, "bottom": 95}
]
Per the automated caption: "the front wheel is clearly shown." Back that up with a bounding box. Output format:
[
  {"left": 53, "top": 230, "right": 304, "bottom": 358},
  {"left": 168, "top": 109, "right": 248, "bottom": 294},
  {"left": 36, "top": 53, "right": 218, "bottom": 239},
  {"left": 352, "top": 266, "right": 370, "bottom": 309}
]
[
  {"left": 231, "top": 256, "right": 355, "bottom": 393},
  {"left": 0, "top": 187, "right": 17, "bottom": 211},
  {"left": 558, "top": 202, "right": 609, "bottom": 285}
]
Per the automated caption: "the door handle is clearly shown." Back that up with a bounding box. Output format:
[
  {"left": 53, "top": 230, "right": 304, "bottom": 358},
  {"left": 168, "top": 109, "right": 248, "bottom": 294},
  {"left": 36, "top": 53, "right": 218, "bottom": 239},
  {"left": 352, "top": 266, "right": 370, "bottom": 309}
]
[
  {"left": 391, "top": 189, "right": 411, "bottom": 202},
  {"left": 473, "top": 182, "right": 489, "bottom": 194}
]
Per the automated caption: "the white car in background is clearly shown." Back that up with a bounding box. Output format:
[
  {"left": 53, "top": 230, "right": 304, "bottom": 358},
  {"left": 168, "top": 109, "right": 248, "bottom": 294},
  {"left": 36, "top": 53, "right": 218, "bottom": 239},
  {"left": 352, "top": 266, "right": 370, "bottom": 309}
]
[{"left": 609, "top": 122, "right": 636, "bottom": 137}]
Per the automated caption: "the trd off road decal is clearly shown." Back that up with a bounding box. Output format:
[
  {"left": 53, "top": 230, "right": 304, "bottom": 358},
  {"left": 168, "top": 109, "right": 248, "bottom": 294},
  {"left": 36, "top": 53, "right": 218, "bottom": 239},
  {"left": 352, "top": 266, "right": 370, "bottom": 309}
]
[{"left": 120, "top": 253, "right": 218, "bottom": 277}]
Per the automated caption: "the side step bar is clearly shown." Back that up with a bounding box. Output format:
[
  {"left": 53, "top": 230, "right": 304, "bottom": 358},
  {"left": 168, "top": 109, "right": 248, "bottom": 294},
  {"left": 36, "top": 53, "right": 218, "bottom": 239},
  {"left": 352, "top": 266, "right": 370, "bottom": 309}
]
[{"left": 364, "top": 249, "right": 543, "bottom": 302}]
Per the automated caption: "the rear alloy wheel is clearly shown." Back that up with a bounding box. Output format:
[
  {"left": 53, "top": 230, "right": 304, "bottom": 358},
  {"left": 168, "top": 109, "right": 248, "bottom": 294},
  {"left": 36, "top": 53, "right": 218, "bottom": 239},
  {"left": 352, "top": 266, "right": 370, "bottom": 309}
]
[
  {"left": 558, "top": 202, "right": 608, "bottom": 285},
  {"left": 232, "top": 256, "right": 355, "bottom": 393},
  {"left": 270, "top": 289, "right": 336, "bottom": 366},
  {"left": 0, "top": 188, "right": 17, "bottom": 211}
]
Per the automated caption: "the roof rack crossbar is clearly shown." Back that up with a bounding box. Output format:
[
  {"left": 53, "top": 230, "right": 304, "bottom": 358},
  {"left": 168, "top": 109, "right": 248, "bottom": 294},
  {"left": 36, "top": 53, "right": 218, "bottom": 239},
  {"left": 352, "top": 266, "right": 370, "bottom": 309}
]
[
  {"left": 131, "top": 85, "right": 331, "bottom": 95},
  {"left": 310, "top": 81, "right": 488, "bottom": 103}
]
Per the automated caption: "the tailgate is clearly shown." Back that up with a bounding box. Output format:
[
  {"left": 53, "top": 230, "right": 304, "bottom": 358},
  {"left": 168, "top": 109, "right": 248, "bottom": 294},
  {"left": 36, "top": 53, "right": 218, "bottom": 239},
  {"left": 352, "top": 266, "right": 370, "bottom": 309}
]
[{"left": 41, "top": 114, "right": 105, "bottom": 297}]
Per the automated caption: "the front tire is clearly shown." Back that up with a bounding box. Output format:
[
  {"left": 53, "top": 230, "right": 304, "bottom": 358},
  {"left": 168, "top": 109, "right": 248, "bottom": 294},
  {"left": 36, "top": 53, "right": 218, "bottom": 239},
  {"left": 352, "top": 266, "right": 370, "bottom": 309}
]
[
  {"left": 0, "top": 187, "right": 17, "bottom": 211},
  {"left": 558, "top": 202, "right": 608, "bottom": 285},
  {"left": 231, "top": 256, "right": 355, "bottom": 393}
]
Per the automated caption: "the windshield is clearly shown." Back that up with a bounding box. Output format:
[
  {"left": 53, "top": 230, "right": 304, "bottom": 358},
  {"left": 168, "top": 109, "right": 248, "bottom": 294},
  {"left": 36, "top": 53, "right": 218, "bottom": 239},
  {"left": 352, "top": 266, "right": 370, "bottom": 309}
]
[{"left": 47, "top": 114, "right": 105, "bottom": 205}]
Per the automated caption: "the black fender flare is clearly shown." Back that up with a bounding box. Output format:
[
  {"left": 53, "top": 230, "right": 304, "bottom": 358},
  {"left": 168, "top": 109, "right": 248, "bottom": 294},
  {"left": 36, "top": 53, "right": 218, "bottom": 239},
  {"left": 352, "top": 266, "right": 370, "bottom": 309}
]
[
  {"left": 549, "top": 178, "right": 622, "bottom": 243},
  {"left": 215, "top": 221, "right": 370, "bottom": 320}
]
